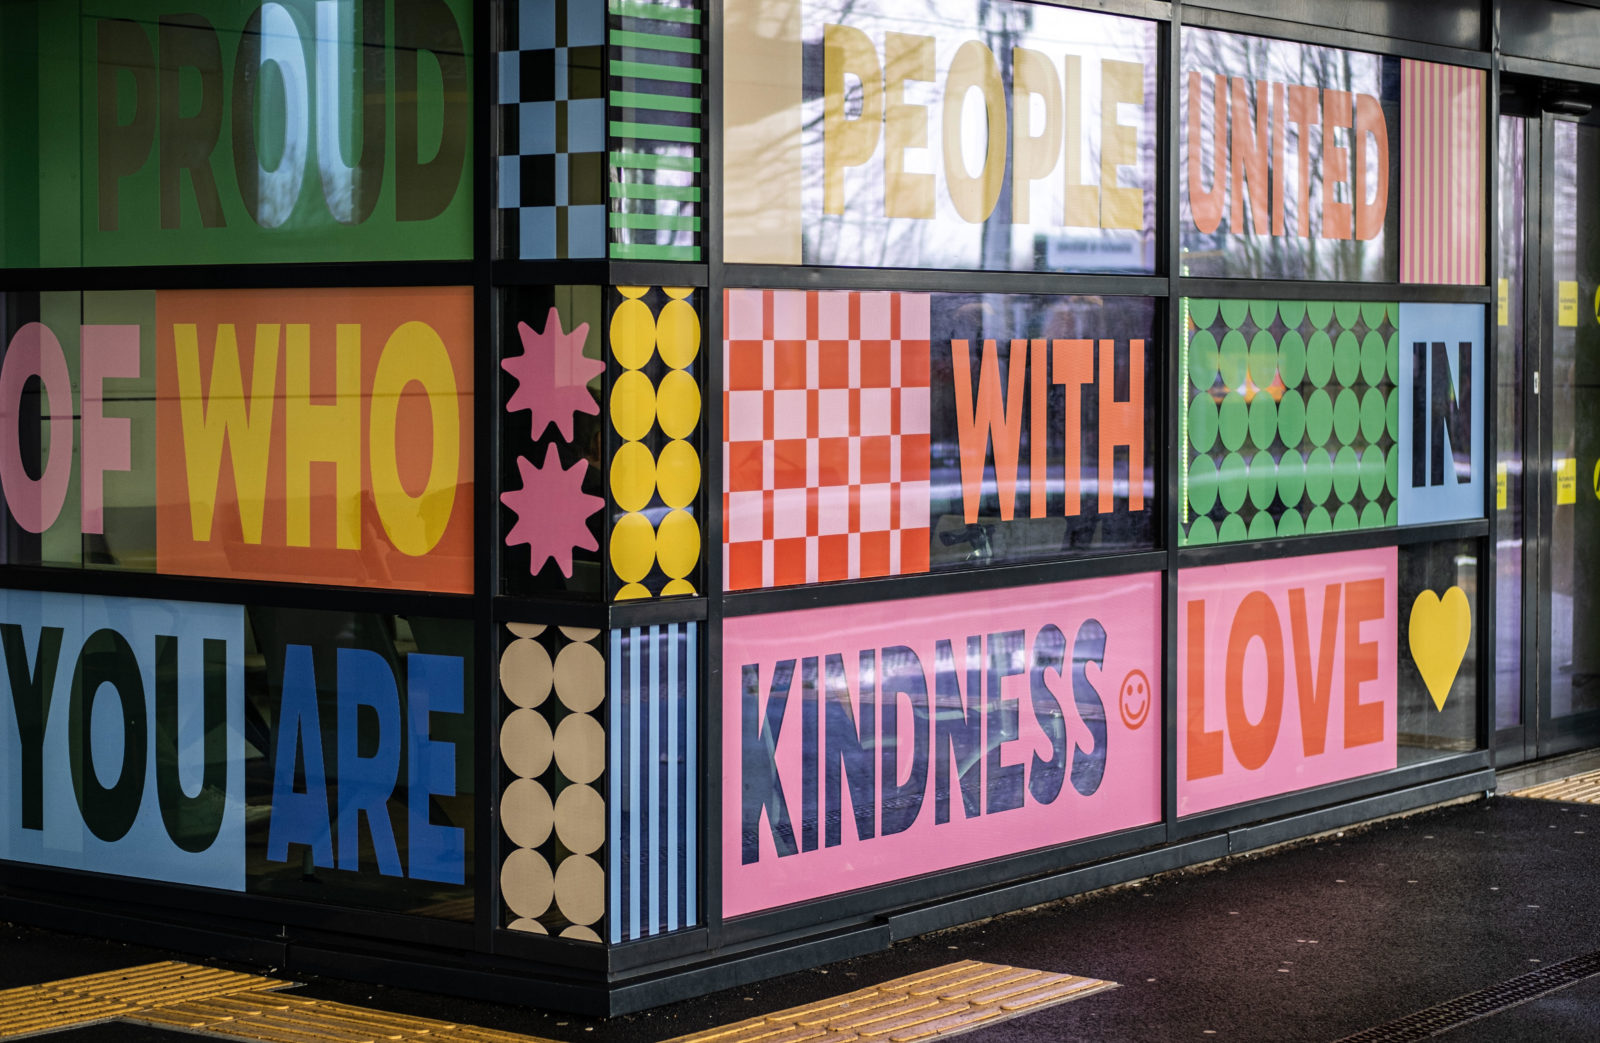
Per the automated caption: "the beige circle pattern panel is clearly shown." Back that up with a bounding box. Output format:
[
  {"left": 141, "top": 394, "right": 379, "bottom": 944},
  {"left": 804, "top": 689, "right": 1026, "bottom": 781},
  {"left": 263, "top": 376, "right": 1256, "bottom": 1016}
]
[
  {"left": 608, "top": 286, "right": 703, "bottom": 600},
  {"left": 498, "top": 624, "right": 608, "bottom": 941}
]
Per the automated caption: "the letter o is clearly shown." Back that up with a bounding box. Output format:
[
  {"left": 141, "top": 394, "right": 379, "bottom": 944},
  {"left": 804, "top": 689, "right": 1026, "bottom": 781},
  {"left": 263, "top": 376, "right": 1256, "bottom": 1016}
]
[
  {"left": 370, "top": 321, "right": 460, "bottom": 556},
  {"left": 0, "top": 323, "right": 75, "bottom": 534},
  {"left": 1224, "top": 590, "right": 1284, "bottom": 771},
  {"left": 68, "top": 628, "right": 148, "bottom": 844},
  {"left": 941, "top": 40, "right": 1007, "bottom": 223}
]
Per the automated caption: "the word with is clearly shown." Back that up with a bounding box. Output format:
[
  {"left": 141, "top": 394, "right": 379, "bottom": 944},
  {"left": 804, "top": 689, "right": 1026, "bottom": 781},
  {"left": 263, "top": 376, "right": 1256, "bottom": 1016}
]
[
  {"left": 0, "top": 322, "right": 138, "bottom": 534},
  {"left": 96, "top": 0, "right": 465, "bottom": 231},
  {"left": 1186, "top": 72, "right": 1389, "bottom": 240},
  {"left": 824, "top": 25, "right": 1145, "bottom": 228},
  {"left": 1186, "top": 577, "right": 1386, "bottom": 778},
  {"left": 951, "top": 337, "right": 1145, "bottom": 522},
  {"left": 266, "top": 646, "right": 464, "bottom": 884},
  {"left": 740, "top": 621, "right": 1109, "bottom": 864}
]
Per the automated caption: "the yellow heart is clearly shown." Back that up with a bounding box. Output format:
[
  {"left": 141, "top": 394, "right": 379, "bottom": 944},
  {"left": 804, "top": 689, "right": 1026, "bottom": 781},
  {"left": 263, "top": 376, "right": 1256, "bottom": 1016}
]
[{"left": 1408, "top": 587, "right": 1472, "bottom": 711}]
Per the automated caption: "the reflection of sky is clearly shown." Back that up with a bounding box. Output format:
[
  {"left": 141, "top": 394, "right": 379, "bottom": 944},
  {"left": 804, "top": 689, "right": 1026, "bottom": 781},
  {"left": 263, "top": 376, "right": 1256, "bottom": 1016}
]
[
  {"left": 798, "top": 0, "right": 1157, "bottom": 273},
  {"left": 1179, "top": 27, "right": 1391, "bottom": 281},
  {"left": 256, "top": 3, "right": 310, "bottom": 229}
]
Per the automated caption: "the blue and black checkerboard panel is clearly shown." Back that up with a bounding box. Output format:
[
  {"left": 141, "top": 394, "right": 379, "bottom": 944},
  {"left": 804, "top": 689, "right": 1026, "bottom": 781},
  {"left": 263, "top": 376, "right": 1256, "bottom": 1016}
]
[{"left": 497, "top": 0, "right": 607, "bottom": 259}]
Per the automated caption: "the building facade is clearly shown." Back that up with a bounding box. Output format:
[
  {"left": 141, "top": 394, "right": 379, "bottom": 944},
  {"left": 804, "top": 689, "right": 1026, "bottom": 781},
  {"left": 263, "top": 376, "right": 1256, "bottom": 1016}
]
[{"left": 0, "top": 0, "right": 1597, "bottom": 1015}]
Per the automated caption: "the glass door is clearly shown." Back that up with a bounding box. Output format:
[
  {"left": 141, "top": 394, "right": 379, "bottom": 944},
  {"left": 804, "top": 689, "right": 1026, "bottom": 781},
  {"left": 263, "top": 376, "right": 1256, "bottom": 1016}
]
[{"left": 1537, "top": 115, "right": 1600, "bottom": 755}]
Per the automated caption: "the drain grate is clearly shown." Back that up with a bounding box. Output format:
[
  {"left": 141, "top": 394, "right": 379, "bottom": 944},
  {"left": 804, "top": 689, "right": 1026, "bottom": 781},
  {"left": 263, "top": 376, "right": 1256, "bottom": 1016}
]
[{"left": 1332, "top": 949, "right": 1600, "bottom": 1042}]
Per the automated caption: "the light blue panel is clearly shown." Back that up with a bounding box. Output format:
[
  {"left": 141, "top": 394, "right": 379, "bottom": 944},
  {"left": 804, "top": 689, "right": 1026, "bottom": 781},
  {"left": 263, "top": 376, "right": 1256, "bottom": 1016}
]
[
  {"left": 498, "top": 156, "right": 521, "bottom": 208},
  {"left": 555, "top": 48, "right": 569, "bottom": 102},
  {"left": 0, "top": 590, "right": 246, "bottom": 891},
  {"left": 648, "top": 625, "right": 661, "bottom": 936},
  {"left": 520, "top": 207, "right": 556, "bottom": 258},
  {"left": 567, "top": 0, "right": 606, "bottom": 46},
  {"left": 520, "top": 101, "right": 557, "bottom": 155},
  {"left": 666, "top": 622, "right": 679, "bottom": 933},
  {"left": 1397, "top": 303, "right": 1485, "bottom": 524},
  {"left": 568, "top": 206, "right": 607, "bottom": 256},
  {"left": 519, "top": 0, "right": 555, "bottom": 50},
  {"left": 555, "top": 158, "right": 568, "bottom": 206},
  {"left": 629, "top": 625, "right": 642, "bottom": 942},
  {"left": 686, "top": 621, "right": 697, "bottom": 925},
  {"left": 497, "top": 50, "right": 521, "bottom": 105},
  {"left": 609, "top": 629, "right": 623, "bottom": 945},
  {"left": 566, "top": 98, "right": 606, "bottom": 153}
]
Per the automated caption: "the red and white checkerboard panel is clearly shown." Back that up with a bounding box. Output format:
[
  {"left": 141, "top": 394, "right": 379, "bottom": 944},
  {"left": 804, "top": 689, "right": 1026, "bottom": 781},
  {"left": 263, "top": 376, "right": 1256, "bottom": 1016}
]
[{"left": 723, "top": 289, "right": 932, "bottom": 591}]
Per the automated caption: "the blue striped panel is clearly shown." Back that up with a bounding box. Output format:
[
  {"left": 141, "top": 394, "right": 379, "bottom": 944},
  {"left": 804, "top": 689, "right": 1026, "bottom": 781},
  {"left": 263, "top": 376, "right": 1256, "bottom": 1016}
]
[{"left": 608, "top": 623, "right": 698, "bottom": 941}]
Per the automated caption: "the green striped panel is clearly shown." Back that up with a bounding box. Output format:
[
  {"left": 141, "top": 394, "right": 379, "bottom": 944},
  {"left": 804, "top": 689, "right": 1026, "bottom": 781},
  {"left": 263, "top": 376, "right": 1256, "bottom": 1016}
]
[
  {"left": 611, "top": 182, "right": 702, "bottom": 202},
  {"left": 612, "top": 91, "right": 701, "bottom": 114},
  {"left": 610, "top": 150, "right": 701, "bottom": 173},
  {"left": 609, "top": 1, "right": 702, "bottom": 22},
  {"left": 611, "top": 29, "right": 700, "bottom": 53},
  {"left": 610, "top": 213, "right": 701, "bottom": 231},
  {"left": 610, "top": 241, "right": 699, "bottom": 261},
  {"left": 611, "top": 59, "right": 701, "bottom": 83},
  {"left": 610, "top": 121, "right": 701, "bottom": 144}
]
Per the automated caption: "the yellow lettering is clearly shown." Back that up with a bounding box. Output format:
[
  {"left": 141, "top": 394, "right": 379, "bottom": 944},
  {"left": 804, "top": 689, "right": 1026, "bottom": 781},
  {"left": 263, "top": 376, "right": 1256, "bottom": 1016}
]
[
  {"left": 369, "top": 322, "right": 459, "bottom": 557},
  {"left": 174, "top": 323, "right": 279, "bottom": 543},
  {"left": 823, "top": 23, "right": 882, "bottom": 215},
  {"left": 884, "top": 32, "right": 934, "bottom": 219},
  {"left": 1100, "top": 59, "right": 1144, "bottom": 230},
  {"left": 1011, "top": 47, "right": 1062, "bottom": 224},
  {"left": 1062, "top": 55, "right": 1098, "bottom": 228},
  {"left": 942, "top": 40, "right": 1006, "bottom": 224},
  {"left": 285, "top": 323, "right": 361, "bottom": 550}
]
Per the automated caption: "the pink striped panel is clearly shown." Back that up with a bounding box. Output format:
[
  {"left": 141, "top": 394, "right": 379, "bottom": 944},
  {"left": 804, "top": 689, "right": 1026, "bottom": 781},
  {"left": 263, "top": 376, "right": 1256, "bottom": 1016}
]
[{"left": 1400, "top": 59, "right": 1486, "bottom": 284}]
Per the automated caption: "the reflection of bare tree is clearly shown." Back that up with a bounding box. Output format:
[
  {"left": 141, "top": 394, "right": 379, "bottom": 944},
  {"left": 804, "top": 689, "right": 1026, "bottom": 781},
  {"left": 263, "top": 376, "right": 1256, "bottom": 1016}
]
[
  {"left": 801, "top": 0, "right": 1155, "bottom": 273},
  {"left": 1180, "top": 28, "right": 1391, "bottom": 280}
]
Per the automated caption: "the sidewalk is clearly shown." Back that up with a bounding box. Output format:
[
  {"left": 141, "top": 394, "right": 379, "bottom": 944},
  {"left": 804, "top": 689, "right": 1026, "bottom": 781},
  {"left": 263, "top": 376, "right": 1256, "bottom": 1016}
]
[{"left": 6, "top": 752, "right": 1600, "bottom": 1042}]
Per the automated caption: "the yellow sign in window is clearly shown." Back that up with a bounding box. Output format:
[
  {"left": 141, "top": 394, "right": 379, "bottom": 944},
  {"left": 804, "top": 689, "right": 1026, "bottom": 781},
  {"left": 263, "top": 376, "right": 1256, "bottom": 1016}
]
[
  {"left": 1557, "top": 457, "right": 1577, "bottom": 505},
  {"left": 1499, "top": 278, "right": 1510, "bottom": 327},
  {"left": 1497, "top": 462, "right": 1508, "bottom": 510},
  {"left": 1559, "top": 281, "right": 1579, "bottom": 327}
]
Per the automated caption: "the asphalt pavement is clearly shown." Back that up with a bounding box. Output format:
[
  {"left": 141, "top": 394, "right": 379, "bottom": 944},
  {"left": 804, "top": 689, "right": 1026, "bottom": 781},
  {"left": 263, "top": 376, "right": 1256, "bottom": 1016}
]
[{"left": 6, "top": 754, "right": 1600, "bottom": 1042}]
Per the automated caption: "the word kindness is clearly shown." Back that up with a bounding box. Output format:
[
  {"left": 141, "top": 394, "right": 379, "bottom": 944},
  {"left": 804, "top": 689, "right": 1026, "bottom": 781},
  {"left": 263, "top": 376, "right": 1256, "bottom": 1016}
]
[
  {"left": 824, "top": 25, "right": 1146, "bottom": 227},
  {"left": 740, "top": 621, "right": 1112, "bottom": 864},
  {"left": 1186, "top": 71, "right": 1389, "bottom": 240}
]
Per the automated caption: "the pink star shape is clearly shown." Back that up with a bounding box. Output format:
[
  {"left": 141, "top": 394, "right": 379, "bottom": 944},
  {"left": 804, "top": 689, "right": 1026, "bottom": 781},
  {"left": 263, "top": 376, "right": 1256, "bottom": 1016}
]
[
  {"left": 501, "top": 444, "right": 603, "bottom": 578},
  {"left": 502, "top": 307, "right": 603, "bottom": 442}
]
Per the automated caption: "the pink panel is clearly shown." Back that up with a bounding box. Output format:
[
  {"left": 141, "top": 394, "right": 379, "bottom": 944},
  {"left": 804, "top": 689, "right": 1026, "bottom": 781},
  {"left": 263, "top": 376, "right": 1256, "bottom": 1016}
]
[
  {"left": 1178, "top": 548, "right": 1399, "bottom": 817},
  {"left": 722, "top": 573, "right": 1162, "bottom": 918},
  {"left": 1400, "top": 60, "right": 1486, "bottom": 284}
]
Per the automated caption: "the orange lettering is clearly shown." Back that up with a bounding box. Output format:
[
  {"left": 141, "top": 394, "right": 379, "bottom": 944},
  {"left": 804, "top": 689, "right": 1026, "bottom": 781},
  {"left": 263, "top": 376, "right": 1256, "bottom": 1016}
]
[
  {"left": 1225, "top": 590, "right": 1284, "bottom": 772},
  {"left": 952, "top": 338, "right": 1027, "bottom": 523},
  {"left": 1289, "top": 584, "right": 1340, "bottom": 756},
  {"left": 1342, "top": 577, "right": 1385, "bottom": 747},
  {"left": 1186, "top": 599, "right": 1223, "bottom": 780},
  {"left": 1052, "top": 338, "right": 1093, "bottom": 516},
  {"left": 1230, "top": 77, "right": 1271, "bottom": 235},
  {"left": 1187, "top": 72, "right": 1227, "bottom": 234}
]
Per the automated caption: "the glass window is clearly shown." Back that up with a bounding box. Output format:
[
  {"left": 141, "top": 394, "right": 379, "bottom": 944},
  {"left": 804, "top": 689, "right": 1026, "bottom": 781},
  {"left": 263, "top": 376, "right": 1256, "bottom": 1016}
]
[
  {"left": 723, "top": 0, "right": 1158, "bottom": 272},
  {"left": 0, "top": 1, "right": 473, "bottom": 268}
]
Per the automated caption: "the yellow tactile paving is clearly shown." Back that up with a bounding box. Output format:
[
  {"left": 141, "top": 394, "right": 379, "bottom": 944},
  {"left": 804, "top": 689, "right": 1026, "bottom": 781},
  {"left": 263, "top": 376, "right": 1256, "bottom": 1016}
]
[
  {"left": 1511, "top": 768, "right": 1600, "bottom": 804},
  {"left": 661, "top": 961, "right": 1115, "bottom": 1043},
  {"left": 0, "top": 958, "right": 1109, "bottom": 1043}
]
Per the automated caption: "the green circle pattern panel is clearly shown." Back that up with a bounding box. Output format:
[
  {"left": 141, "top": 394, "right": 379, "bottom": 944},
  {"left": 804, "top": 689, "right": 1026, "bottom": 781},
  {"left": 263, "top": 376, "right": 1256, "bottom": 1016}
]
[{"left": 1182, "top": 299, "right": 1399, "bottom": 545}]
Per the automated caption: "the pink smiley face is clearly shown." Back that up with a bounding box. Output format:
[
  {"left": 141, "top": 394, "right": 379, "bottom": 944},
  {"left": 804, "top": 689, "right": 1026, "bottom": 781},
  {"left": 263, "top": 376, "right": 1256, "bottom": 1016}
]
[{"left": 1119, "top": 669, "right": 1152, "bottom": 730}]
